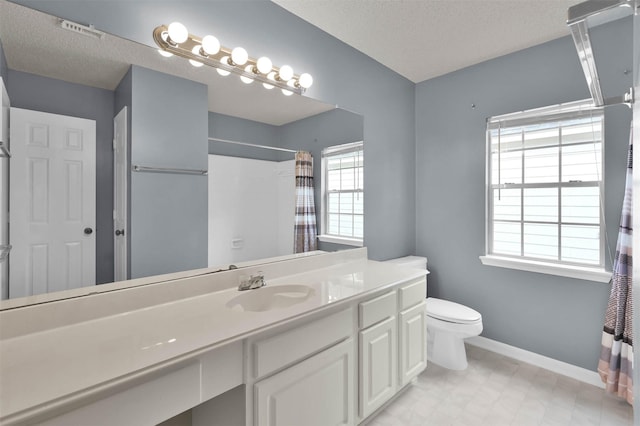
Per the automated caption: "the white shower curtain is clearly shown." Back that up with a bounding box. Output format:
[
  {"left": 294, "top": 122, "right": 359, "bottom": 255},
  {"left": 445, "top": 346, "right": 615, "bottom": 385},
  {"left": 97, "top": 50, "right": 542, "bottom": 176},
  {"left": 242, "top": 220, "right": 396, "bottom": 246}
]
[
  {"left": 294, "top": 151, "right": 317, "bottom": 253},
  {"left": 598, "top": 129, "right": 633, "bottom": 405}
]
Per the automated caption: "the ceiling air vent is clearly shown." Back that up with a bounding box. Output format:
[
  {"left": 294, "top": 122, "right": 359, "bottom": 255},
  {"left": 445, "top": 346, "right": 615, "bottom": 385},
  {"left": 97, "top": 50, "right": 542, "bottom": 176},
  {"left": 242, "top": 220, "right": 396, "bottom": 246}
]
[{"left": 59, "top": 19, "right": 104, "bottom": 40}]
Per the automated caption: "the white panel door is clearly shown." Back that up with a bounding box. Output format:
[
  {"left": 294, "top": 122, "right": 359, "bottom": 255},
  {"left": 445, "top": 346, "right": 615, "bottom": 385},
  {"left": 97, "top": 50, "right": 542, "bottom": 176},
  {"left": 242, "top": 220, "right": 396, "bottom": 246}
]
[
  {"left": 9, "top": 108, "right": 96, "bottom": 298},
  {"left": 113, "top": 107, "right": 127, "bottom": 282},
  {"left": 359, "top": 316, "right": 397, "bottom": 419},
  {"left": 255, "top": 338, "right": 354, "bottom": 426},
  {"left": 399, "top": 301, "right": 427, "bottom": 386}
]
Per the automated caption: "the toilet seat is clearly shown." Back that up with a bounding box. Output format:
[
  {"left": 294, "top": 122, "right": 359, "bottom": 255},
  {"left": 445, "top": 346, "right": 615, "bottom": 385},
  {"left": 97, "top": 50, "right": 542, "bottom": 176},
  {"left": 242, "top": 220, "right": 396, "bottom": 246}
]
[{"left": 426, "top": 297, "right": 481, "bottom": 324}]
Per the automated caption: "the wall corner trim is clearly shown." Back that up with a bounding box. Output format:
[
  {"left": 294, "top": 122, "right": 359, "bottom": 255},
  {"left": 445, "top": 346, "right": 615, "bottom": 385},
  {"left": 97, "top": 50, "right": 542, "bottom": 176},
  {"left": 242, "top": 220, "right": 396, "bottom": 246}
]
[{"left": 466, "top": 336, "right": 604, "bottom": 389}]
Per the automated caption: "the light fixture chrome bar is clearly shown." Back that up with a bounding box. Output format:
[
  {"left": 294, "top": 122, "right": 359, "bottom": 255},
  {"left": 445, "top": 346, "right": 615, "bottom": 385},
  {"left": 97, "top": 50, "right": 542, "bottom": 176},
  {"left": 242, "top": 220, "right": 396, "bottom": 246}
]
[
  {"left": 132, "top": 165, "right": 208, "bottom": 175},
  {"left": 0, "top": 142, "right": 10, "bottom": 158},
  {"left": 567, "top": 0, "right": 635, "bottom": 25},
  {"left": 567, "top": 0, "right": 636, "bottom": 107},
  {"left": 0, "top": 245, "right": 11, "bottom": 262},
  {"left": 153, "top": 24, "right": 308, "bottom": 95},
  {"left": 208, "top": 137, "right": 297, "bottom": 153},
  {"left": 569, "top": 20, "right": 604, "bottom": 106},
  {"left": 602, "top": 87, "right": 635, "bottom": 107}
]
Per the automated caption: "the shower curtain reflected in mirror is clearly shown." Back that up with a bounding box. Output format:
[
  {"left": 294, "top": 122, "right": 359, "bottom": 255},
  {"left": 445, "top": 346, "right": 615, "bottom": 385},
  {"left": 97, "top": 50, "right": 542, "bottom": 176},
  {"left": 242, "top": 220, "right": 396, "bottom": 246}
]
[
  {"left": 598, "top": 129, "right": 633, "bottom": 405},
  {"left": 294, "top": 151, "right": 317, "bottom": 253}
]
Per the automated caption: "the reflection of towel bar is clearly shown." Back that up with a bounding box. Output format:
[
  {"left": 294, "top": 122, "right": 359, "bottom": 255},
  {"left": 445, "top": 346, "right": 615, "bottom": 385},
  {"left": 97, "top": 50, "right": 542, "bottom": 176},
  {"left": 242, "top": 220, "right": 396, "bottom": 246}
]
[{"left": 132, "top": 165, "right": 208, "bottom": 176}]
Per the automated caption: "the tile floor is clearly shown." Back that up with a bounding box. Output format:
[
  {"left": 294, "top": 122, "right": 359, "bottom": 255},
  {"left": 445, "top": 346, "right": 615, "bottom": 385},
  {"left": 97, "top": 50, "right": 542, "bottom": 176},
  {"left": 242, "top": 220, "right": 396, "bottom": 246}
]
[{"left": 367, "top": 344, "right": 633, "bottom": 426}]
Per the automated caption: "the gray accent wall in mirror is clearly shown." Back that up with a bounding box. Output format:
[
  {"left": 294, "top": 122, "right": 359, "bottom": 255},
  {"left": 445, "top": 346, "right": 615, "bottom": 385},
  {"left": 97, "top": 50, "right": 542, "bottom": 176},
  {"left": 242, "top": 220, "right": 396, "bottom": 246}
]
[{"left": 0, "top": 1, "right": 363, "bottom": 301}]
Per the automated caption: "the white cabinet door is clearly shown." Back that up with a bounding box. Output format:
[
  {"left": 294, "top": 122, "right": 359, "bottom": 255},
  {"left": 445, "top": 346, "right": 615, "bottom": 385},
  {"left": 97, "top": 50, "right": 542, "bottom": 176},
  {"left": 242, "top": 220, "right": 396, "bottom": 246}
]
[
  {"left": 399, "top": 301, "right": 427, "bottom": 386},
  {"left": 359, "top": 316, "right": 397, "bottom": 419},
  {"left": 255, "top": 338, "right": 354, "bottom": 426}
]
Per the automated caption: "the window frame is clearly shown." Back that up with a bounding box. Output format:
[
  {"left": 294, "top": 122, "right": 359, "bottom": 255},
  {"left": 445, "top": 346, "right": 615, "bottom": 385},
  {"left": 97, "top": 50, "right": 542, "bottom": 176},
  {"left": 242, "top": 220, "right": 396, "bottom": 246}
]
[
  {"left": 480, "top": 100, "right": 610, "bottom": 282},
  {"left": 318, "top": 141, "right": 364, "bottom": 247}
]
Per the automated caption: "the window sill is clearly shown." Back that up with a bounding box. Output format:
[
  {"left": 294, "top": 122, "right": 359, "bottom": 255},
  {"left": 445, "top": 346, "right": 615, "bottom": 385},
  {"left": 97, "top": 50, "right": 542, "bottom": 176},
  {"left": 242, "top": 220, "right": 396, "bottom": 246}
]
[
  {"left": 317, "top": 235, "right": 364, "bottom": 247},
  {"left": 479, "top": 255, "right": 611, "bottom": 283}
]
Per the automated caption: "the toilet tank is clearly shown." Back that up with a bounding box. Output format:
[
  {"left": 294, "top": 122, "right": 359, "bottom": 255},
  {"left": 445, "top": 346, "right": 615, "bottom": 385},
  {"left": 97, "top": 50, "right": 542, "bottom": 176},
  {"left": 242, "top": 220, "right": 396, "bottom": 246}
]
[{"left": 384, "top": 256, "right": 427, "bottom": 270}]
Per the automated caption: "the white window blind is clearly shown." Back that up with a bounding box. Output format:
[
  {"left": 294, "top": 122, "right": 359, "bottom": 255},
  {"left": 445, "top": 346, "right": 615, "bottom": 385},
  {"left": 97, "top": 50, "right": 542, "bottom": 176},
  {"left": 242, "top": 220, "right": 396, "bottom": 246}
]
[
  {"left": 487, "top": 100, "right": 604, "bottom": 267},
  {"left": 321, "top": 141, "right": 364, "bottom": 241}
]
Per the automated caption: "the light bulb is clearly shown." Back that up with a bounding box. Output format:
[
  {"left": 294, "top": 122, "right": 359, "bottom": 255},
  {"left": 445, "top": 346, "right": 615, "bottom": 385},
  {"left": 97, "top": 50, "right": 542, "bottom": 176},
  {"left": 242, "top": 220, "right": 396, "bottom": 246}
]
[
  {"left": 281, "top": 88, "right": 294, "bottom": 96},
  {"left": 201, "top": 35, "right": 220, "bottom": 55},
  {"left": 217, "top": 57, "right": 231, "bottom": 76},
  {"left": 231, "top": 47, "right": 248, "bottom": 66},
  {"left": 298, "top": 73, "right": 313, "bottom": 89},
  {"left": 240, "top": 65, "right": 254, "bottom": 84},
  {"left": 189, "top": 46, "right": 204, "bottom": 67},
  {"left": 256, "top": 56, "right": 272, "bottom": 74},
  {"left": 157, "top": 49, "right": 173, "bottom": 58},
  {"left": 263, "top": 71, "right": 276, "bottom": 89},
  {"left": 167, "top": 22, "right": 188, "bottom": 44},
  {"left": 278, "top": 65, "right": 293, "bottom": 81}
]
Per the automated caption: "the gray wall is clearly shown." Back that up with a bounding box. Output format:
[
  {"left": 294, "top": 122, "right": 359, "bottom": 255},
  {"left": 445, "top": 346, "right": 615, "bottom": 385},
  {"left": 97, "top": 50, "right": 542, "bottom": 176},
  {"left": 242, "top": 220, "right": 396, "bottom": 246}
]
[
  {"left": 129, "top": 66, "right": 208, "bottom": 279},
  {"left": 6, "top": 70, "right": 115, "bottom": 284},
  {"left": 415, "top": 19, "right": 633, "bottom": 370},
  {"left": 208, "top": 112, "right": 281, "bottom": 162},
  {"left": 11, "top": 0, "right": 417, "bottom": 262}
]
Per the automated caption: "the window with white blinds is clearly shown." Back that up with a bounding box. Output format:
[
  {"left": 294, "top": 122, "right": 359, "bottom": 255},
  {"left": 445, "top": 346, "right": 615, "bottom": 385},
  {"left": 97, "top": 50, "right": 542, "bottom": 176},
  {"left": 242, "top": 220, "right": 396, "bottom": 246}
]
[
  {"left": 320, "top": 141, "right": 364, "bottom": 244},
  {"left": 486, "top": 100, "right": 604, "bottom": 268}
]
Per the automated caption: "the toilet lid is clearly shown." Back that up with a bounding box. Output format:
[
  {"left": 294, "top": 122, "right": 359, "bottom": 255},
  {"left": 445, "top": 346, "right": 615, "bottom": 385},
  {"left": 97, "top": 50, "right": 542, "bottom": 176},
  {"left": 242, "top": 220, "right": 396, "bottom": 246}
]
[{"left": 426, "top": 297, "right": 482, "bottom": 324}]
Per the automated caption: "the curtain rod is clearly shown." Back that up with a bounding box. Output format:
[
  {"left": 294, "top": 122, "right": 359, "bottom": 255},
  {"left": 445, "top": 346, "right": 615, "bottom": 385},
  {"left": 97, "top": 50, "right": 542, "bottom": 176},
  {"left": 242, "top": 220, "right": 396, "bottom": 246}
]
[{"left": 208, "top": 137, "right": 297, "bottom": 153}]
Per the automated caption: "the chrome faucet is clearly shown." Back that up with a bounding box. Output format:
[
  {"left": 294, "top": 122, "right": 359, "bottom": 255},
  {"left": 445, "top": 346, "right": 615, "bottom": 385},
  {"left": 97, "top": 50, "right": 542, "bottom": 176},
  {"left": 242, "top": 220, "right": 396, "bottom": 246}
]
[{"left": 238, "top": 272, "right": 266, "bottom": 291}]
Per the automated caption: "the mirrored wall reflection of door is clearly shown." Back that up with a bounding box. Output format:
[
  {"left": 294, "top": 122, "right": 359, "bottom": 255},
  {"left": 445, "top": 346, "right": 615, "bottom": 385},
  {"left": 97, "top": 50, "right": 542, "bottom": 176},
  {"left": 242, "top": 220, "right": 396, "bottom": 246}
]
[
  {"left": 113, "top": 107, "right": 128, "bottom": 282},
  {"left": 208, "top": 155, "right": 295, "bottom": 267},
  {"left": 9, "top": 108, "right": 96, "bottom": 298}
]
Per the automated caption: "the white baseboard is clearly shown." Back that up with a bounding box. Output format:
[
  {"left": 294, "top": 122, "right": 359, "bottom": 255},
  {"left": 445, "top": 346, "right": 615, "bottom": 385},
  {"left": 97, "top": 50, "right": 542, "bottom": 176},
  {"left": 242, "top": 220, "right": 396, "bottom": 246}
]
[{"left": 466, "top": 336, "right": 604, "bottom": 389}]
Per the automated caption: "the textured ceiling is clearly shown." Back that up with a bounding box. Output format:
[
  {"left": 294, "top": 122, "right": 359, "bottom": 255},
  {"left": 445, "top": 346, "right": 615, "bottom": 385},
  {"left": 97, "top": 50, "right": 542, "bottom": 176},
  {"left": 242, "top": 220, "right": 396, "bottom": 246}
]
[{"left": 273, "top": 0, "right": 583, "bottom": 83}]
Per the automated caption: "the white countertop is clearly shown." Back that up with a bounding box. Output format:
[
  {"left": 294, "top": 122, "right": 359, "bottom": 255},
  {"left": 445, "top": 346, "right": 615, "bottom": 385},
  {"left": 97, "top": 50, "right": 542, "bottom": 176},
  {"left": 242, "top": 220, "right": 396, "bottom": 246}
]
[{"left": 0, "top": 249, "right": 426, "bottom": 422}]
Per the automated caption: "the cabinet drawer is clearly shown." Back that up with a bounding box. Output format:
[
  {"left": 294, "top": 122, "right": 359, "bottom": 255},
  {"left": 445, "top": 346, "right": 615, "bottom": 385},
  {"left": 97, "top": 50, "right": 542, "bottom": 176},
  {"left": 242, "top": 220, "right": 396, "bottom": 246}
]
[
  {"left": 359, "top": 290, "right": 396, "bottom": 329},
  {"left": 253, "top": 308, "right": 353, "bottom": 379},
  {"left": 398, "top": 279, "right": 426, "bottom": 311}
]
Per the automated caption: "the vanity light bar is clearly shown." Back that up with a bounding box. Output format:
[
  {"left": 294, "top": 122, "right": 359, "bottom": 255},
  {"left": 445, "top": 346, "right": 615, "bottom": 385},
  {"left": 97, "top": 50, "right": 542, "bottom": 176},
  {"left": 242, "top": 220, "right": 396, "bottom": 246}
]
[{"left": 153, "top": 23, "right": 313, "bottom": 96}]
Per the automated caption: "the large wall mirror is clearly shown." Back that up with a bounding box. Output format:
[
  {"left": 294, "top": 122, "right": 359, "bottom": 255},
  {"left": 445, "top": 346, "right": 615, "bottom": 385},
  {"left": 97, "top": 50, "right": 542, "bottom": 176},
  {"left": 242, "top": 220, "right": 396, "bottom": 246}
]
[{"left": 0, "top": 1, "right": 364, "bottom": 303}]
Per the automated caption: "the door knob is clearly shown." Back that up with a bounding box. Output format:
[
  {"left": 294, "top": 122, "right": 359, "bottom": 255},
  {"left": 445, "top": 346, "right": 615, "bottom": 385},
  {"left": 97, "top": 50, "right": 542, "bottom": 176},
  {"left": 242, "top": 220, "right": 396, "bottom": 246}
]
[
  {"left": 84, "top": 227, "right": 93, "bottom": 235},
  {"left": 115, "top": 229, "right": 125, "bottom": 236}
]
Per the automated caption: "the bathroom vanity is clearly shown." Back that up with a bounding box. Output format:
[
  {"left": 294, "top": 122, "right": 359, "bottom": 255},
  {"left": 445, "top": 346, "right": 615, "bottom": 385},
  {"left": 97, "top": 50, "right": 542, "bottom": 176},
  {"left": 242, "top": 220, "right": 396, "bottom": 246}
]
[{"left": 0, "top": 248, "right": 428, "bottom": 426}]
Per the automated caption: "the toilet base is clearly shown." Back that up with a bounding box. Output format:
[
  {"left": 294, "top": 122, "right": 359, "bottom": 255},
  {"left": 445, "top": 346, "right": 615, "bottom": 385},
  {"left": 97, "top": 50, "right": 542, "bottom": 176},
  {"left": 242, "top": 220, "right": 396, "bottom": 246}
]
[{"left": 427, "top": 329, "right": 469, "bottom": 370}]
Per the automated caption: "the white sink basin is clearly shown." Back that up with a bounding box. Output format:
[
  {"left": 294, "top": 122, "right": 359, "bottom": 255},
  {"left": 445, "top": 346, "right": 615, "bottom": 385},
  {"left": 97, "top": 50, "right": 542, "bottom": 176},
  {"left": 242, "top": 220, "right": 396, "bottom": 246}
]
[{"left": 226, "top": 284, "right": 315, "bottom": 312}]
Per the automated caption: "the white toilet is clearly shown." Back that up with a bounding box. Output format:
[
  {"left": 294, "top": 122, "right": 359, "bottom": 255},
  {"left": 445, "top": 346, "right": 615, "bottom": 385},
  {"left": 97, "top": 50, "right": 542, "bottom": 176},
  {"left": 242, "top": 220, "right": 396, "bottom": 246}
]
[{"left": 384, "top": 256, "right": 483, "bottom": 370}]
